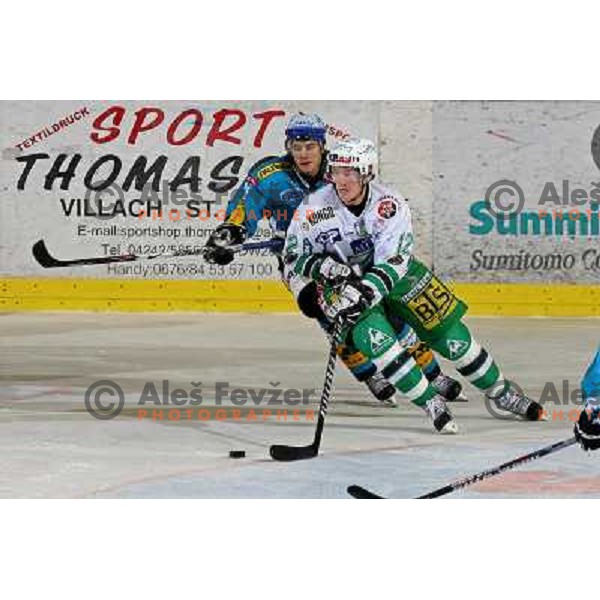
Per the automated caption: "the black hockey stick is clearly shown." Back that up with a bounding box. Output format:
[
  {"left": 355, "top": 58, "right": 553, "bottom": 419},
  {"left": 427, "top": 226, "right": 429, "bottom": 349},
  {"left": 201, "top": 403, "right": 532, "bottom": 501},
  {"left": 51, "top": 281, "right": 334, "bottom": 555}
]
[
  {"left": 347, "top": 435, "right": 578, "bottom": 499},
  {"left": 270, "top": 320, "right": 343, "bottom": 461},
  {"left": 32, "top": 238, "right": 283, "bottom": 269},
  {"left": 347, "top": 485, "right": 383, "bottom": 499}
]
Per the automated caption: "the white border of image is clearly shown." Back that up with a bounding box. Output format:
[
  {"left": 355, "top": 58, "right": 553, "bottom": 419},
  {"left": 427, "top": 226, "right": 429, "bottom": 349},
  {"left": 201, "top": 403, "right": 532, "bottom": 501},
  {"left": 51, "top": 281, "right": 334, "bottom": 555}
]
[{"left": 2, "top": 1, "right": 597, "bottom": 599}]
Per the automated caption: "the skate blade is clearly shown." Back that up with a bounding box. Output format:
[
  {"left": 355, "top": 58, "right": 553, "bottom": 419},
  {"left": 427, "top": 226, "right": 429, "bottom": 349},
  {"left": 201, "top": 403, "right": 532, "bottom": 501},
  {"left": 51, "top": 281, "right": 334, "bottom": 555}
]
[
  {"left": 526, "top": 409, "right": 549, "bottom": 421},
  {"left": 447, "top": 392, "right": 469, "bottom": 403}
]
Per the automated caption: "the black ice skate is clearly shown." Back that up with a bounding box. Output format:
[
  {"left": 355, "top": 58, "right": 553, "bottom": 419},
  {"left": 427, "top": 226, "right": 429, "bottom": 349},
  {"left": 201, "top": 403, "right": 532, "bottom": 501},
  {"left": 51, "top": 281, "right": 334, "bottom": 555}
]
[
  {"left": 423, "top": 395, "right": 459, "bottom": 434},
  {"left": 432, "top": 373, "right": 468, "bottom": 402},
  {"left": 488, "top": 384, "right": 543, "bottom": 421},
  {"left": 366, "top": 372, "right": 397, "bottom": 406}
]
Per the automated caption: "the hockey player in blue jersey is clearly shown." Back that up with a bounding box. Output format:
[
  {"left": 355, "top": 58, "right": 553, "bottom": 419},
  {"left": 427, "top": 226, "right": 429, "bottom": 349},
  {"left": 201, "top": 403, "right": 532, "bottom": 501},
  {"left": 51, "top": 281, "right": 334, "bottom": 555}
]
[
  {"left": 574, "top": 347, "right": 600, "bottom": 451},
  {"left": 203, "top": 113, "right": 465, "bottom": 405},
  {"left": 204, "top": 113, "right": 328, "bottom": 263}
]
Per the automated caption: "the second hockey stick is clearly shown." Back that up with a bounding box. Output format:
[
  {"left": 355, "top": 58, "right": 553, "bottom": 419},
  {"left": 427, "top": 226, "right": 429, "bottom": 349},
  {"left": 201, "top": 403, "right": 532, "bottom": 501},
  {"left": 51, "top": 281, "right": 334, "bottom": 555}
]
[
  {"left": 347, "top": 435, "right": 578, "bottom": 499},
  {"left": 32, "top": 238, "right": 283, "bottom": 269},
  {"left": 270, "top": 320, "right": 343, "bottom": 462}
]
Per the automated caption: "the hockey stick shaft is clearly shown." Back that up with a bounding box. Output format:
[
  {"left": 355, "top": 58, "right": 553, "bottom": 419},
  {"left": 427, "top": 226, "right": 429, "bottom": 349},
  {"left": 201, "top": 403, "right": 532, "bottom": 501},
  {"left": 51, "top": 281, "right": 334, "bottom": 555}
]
[
  {"left": 32, "top": 238, "right": 282, "bottom": 268},
  {"left": 348, "top": 436, "right": 578, "bottom": 499},
  {"left": 313, "top": 320, "right": 343, "bottom": 445},
  {"left": 417, "top": 436, "right": 577, "bottom": 499},
  {"left": 269, "top": 320, "right": 343, "bottom": 461}
]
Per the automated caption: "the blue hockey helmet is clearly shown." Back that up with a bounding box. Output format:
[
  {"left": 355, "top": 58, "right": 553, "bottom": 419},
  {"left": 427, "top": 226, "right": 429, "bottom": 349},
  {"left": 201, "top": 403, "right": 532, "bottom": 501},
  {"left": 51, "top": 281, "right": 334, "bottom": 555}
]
[{"left": 285, "top": 113, "right": 327, "bottom": 145}]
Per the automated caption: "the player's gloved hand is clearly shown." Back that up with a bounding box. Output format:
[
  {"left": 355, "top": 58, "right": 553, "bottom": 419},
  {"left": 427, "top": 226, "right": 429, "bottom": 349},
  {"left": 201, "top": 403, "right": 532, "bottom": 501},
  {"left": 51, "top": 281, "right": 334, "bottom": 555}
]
[
  {"left": 270, "top": 230, "right": 286, "bottom": 256},
  {"left": 319, "top": 279, "right": 375, "bottom": 329},
  {"left": 318, "top": 257, "right": 353, "bottom": 285},
  {"left": 204, "top": 224, "right": 246, "bottom": 265},
  {"left": 574, "top": 403, "right": 600, "bottom": 451}
]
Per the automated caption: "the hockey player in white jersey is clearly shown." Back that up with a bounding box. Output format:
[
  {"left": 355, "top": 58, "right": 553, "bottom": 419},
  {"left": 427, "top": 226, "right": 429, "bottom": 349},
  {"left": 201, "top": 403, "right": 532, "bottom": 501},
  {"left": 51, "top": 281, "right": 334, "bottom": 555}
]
[
  {"left": 284, "top": 138, "right": 544, "bottom": 433},
  {"left": 207, "top": 113, "right": 466, "bottom": 407}
]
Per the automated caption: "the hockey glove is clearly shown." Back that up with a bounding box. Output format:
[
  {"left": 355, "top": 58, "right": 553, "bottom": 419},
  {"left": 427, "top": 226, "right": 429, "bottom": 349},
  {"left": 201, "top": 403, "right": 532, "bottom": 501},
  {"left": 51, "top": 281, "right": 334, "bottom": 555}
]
[
  {"left": 319, "top": 280, "right": 375, "bottom": 329},
  {"left": 574, "top": 403, "right": 600, "bottom": 451},
  {"left": 317, "top": 257, "right": 354, "bottom": 285},
  {"left": 204, "top": 224, "right": 246, "bottom": 265}
]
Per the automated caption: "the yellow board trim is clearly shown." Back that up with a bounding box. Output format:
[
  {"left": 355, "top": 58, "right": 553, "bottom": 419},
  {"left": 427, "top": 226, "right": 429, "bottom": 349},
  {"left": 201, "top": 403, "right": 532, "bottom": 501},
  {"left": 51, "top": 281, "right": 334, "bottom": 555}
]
[{"left": 0, "top": 278, "right": 598, "bottom": 316}]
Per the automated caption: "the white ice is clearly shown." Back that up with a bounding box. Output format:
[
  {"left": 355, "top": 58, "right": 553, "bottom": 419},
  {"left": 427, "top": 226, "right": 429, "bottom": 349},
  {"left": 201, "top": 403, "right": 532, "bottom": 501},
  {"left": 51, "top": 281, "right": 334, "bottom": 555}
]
[{"left": 1, "top": 313, "right": 598, "bottom": 498}]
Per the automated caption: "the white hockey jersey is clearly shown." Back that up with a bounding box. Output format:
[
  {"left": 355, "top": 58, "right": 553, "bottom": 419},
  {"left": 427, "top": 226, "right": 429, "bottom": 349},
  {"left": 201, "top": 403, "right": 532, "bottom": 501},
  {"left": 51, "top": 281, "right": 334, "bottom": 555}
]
[{"left": 284, "top": 182, "right": 414, "bottom": 302}]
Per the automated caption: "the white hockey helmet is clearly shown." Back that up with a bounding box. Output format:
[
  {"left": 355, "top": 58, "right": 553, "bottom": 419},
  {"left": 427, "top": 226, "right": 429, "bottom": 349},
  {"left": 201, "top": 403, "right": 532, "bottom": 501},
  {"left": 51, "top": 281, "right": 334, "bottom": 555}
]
[{"left": 327, "top": 138, "right": 378, "bottom": 179}]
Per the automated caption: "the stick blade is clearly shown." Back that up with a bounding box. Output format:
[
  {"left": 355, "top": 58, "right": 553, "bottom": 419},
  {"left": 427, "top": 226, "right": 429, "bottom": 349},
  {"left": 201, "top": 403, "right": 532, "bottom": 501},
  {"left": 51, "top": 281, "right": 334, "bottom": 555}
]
[
  {"left": 32, "top": 240, "right": 62, "bottom": 268},
  {"left": 269, "top": 443, "right": 318, "bottom": 462},
  {"left": 347, "top": 485, "right": 385, "bottom": 499}
]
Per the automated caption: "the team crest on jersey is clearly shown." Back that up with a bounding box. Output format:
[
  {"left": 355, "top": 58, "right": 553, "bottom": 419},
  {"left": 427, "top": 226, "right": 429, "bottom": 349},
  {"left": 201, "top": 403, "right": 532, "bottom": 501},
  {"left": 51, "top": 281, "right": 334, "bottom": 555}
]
[
  {"left": 377, "top": 198, "right": 398, "bottom": 219},
  {"left": 245, "top": 175, "right": 258, "bottom": 186},
  {"left": 447, "top": 339, "right": 468, "bottom": 358},
  {"left": 368, "top": 328, "right": 393, "bottom": 354}
]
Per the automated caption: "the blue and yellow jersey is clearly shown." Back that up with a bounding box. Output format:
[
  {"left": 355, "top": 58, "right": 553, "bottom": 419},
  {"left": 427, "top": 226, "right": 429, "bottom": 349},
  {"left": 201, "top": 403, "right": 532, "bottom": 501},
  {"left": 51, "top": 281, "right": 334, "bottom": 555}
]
[
  {"left": 582, "top": 347, "right": 600, "bottom": 409},
  {"left": 225, "top": 153, "right": 327, "bottom": 237}
]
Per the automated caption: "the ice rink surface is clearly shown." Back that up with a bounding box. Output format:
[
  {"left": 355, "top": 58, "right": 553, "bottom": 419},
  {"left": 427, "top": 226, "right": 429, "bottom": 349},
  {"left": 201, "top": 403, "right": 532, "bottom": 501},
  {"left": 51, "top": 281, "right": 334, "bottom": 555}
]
[{"left": 1, "top": 312, "right": 598, "bottom": 498}]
